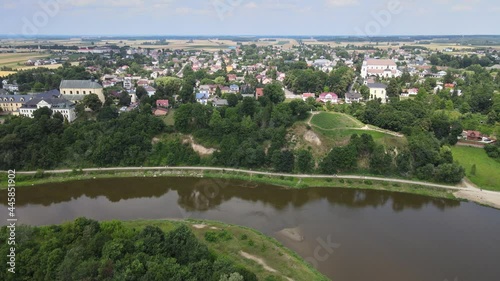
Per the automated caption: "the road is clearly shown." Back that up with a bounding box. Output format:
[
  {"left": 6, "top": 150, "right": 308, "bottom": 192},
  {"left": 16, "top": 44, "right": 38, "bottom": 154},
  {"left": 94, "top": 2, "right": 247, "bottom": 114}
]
[
  {"left": 176, "top": 62, "right": 190, "bottom": 78},
  {"left": 14, "top": 166, "right": 466, "bottom": 191}
]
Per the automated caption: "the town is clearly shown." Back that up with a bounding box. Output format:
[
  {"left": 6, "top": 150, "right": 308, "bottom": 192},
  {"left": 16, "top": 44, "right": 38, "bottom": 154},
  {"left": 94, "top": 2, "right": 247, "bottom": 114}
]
[{"left": 1, "top": 35, "right": 500, "bottom": 281}]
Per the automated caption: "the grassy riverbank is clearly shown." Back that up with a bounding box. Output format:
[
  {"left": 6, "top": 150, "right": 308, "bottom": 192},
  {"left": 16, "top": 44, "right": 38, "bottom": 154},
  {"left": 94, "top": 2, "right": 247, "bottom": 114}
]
[
  {"left": 451, "top": 146, "right": 500, "bottom": 191},
  {"left": 1, "top": 169, "right": 457, "bottom": 200},
  {"left": 125, "top": 219, "right": 329, "bottom": 281}
]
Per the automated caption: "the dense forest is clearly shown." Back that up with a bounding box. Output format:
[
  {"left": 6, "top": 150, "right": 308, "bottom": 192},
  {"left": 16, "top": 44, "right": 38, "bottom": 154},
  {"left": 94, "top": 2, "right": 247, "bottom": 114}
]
[{"left": 0, "top": 218, "right": 256, "bottom": 281}]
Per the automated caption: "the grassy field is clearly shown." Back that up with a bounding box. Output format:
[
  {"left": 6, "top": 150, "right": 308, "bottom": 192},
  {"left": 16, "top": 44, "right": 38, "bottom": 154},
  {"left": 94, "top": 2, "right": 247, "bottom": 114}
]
[
  {"left": 159, "top": 109, "right": 176, "bottom": 126},
  {"left": 451, "top": 146, "right": 500, "bottom": 191},
  {"left": 123, "top": 220, "right": 328, "bottom": 281},
  {"left": 311, "top": 112, "right": 363, "bottom": 129},
  {"left": 314, "top": 127, "right": 406, "bottom": 147},
  {"left": 309, "top": 112, "right": 406, "bottom": 148}
]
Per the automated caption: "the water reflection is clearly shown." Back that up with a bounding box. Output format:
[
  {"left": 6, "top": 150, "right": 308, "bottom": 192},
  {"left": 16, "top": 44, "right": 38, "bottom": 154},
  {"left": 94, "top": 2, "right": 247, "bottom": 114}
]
[{"left": 0, "top": 177, "right": 461, "bottom": 212}]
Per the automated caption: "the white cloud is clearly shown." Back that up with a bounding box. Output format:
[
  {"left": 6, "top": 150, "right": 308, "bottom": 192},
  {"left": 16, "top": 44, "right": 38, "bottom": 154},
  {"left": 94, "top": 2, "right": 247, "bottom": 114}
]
[
  {"left": 326, "top": 0, "right": 359, "bottom": 7},
  {"left": 244, "top": 2, "right": 258, "bottom": 9},
  {"left": 2, "top": 0, "right": 17, "bottom": 9},
  {"left": 175, "top": 7, "right": 210, "bottom": 15}
]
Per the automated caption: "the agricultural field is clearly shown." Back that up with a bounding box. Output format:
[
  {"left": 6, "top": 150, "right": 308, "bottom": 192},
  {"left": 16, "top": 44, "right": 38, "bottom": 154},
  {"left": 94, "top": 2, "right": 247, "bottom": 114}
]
[
  {"left": 451, "top": 146, "right": 500, "bottom": 191},
  {"left": 0, "top": 52, "right": 51, "bottom": 69}
]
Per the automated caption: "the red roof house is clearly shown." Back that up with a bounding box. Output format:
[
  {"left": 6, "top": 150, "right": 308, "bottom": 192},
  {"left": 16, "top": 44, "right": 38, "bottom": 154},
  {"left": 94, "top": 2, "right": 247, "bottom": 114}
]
[
  {"left": 156, "top": 100, "right": 169, "bottom": 108},
  {"left": 256, "top": 88, "right": 264, "bottom": 100}
]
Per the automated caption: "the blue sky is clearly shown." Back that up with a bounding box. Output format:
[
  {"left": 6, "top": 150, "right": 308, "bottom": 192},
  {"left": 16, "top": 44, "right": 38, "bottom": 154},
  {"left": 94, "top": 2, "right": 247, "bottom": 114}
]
[{"left": 1, "top": 0, "right": 498, "bottom": 36}]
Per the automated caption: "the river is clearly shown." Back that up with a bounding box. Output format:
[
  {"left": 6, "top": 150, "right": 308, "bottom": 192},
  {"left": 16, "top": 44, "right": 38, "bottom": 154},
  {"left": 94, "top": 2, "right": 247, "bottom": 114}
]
[{"left": 1, "top": 177, "right": 499, "bottom": 281}]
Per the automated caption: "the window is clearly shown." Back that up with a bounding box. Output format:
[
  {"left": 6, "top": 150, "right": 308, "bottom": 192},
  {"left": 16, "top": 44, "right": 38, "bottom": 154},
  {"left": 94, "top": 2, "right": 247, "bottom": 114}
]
[
  {"left": 83, "top": 91, "right": 86, "bottom": 95},
  {"left": 77, "top": 91, "right": 79, "bottom": 94},
  {"left": 70, "top": 91, "right": 73, "bottom": 94}
]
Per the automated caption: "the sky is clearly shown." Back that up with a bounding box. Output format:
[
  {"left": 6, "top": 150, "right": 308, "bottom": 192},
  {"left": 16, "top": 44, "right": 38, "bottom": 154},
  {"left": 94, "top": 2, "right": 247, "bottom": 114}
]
[{"left": 0, "top": 0, "right": 499, "bottom": 36}]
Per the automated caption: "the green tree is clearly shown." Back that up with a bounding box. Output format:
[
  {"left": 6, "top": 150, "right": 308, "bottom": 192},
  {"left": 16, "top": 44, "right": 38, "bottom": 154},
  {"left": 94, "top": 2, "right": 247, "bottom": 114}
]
[
  {"left": 82, "top": 94, "right": 103, "bottom": 112},
  {"left": 226, "top": 94, "right": 238, "bottom": 107},
  {"left": 296, "top": 149, "right": 314, "bottom": 173},
  {"left": 118, "top": 91, "right": 131, "bottom": 106},
  {"left": 136, "top": 86, "right": 148, "bottom": 99},
  {"left": 264, "top": 83, "right": 285, "bottom": 104},
  {"left": 272, "top": 150, "right": 295, "bottom": 173}
]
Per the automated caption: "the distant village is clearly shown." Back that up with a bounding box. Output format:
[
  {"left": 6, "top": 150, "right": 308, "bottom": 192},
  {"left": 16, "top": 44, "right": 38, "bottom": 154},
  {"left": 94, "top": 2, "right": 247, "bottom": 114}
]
[{"left": 1, "top": 40, "right": 498, "bottom": 144}]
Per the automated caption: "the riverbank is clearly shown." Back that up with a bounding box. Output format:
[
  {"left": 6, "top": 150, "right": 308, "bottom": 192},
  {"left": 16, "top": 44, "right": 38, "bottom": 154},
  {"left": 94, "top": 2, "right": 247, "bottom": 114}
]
[
  {"left": 4, "top": 166, "right": 500, "bottom": 209},
  {"left": 124, "top": 219, "right": 329, "bottom": 281}
]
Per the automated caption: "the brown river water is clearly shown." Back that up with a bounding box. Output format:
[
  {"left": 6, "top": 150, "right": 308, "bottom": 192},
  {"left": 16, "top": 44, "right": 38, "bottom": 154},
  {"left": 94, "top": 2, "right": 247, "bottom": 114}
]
[{"left": 1, "top": 177, "right": 499, "bottom": 281}]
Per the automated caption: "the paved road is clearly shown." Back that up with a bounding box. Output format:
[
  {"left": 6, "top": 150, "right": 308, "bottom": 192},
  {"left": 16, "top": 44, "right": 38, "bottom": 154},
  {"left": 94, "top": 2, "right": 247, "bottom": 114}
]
[{"left": 13, "top": 166, "right": 468, "bottom": 191}]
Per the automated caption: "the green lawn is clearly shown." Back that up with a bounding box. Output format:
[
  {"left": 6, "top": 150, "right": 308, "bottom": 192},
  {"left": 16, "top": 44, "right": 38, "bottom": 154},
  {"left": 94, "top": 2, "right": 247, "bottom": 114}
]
[
  {"left": 159, "top": 109, "right": 175, "bottom": 126},
  {"left": 311, "top": 112, "right": 362, "bottom": 129},
  {"left": 314, "top": 127, "right": 406, "bottom": 148},
  {"left": 451, "top": 146, "right": 500, "bottom": 191}
]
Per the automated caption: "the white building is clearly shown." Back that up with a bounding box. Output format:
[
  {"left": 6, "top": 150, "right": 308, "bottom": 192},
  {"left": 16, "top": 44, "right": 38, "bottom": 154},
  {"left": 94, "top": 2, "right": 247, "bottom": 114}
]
[
  {"left": 367, "top": 83, "right": 388, "bottom": 104},
  {"left": 123, "top": 77, "right": 133, "bottom": 90},
  {"left": 19, "top": 91, "right": 76, "bottom": 122},
  {"left": 361, "top": 59, "right": 400, "bottom": 79}
]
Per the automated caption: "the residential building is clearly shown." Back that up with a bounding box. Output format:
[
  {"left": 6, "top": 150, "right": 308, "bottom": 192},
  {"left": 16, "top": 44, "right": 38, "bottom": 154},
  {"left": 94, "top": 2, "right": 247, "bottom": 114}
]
[
  {"left": 19, "top": 91, "right": 76, "bottom": 122},
  {"left": 367, "top": 83, "right": 388, "bottom": 103},
  {"left": 256, "top": 88, "right": 264, "bottom": 100},
  {"left": 123, "top": 77, "right": 133, "bottom": 90},
  {"left": 196, "top": 93, "right": 210, "bottom": 105},
  {"left": 60, "top": 80, "right": 105, "bottom": 103},
  {"left": 302, "top": 93, "right": 315, "bottom": 101},
  {"left": 318, "top": 92, "right": 338, "bottom": 104},
  {"left": 0, "top": 94, "right": 34, "bottom": 114},
  {"left": 345, "top": 92, "right": 362, "bottom": 104},
  {"left": 462, "top": 131, "right": 483, "bottom": 141},
  {"left": 361, "top": 59, "right": 400, "bottom": 78},
  {"left": 229, "top": 84, "right": 240, "bottom": 93},
  {"left": 2, "top": 83, "right": 19, "bottom": 92},
  {"left": 144, "top": 85, "right": 156, "bottom": 97},
  {"left": 156, "top": 100, "right": 169, "bottom": 108},
  {"left": 212, "top": 98, "right": 229, "bottom": 107}
]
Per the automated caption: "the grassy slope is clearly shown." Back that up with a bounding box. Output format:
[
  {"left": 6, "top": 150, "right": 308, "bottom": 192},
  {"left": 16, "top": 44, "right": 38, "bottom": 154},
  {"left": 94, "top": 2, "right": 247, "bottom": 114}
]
[
  {"left": 310, "top": 112, "right": 362, "bottom": 129},
  {"left": 451, "top": 146, "right": 500, "bottom": 191},
  {"left": 308, "top": 112, "right": 407, "bottom": 148},
  {"left": 125, "top": 220, "right": 329, "bottom": 281}
]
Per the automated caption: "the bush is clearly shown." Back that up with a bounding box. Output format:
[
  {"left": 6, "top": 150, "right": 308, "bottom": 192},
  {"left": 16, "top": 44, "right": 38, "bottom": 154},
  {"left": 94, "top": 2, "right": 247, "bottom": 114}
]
[
  {"left": 364, "top": 180, "right": 373, "bottom": 185},
  {"left": 34, "top": 169, "right": 45, "bottom": 179},
  {"left": 339, "top": 179, "right": 345, "bottom": 184},
  {"left": 240, "top": 234, "right": 248, "bottom": 241},
  {"left": 470, "top": 164, "right": 477, "bottom": 176},
  {"left": 204, "top": 230, "right": 233, "bottom": 243}
]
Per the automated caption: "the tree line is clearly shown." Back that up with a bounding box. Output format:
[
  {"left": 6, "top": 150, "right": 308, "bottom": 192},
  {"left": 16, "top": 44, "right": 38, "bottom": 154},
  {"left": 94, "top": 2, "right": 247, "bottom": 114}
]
[{"left": 0, "top": 218, "right": 256, "bottom": 281}]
